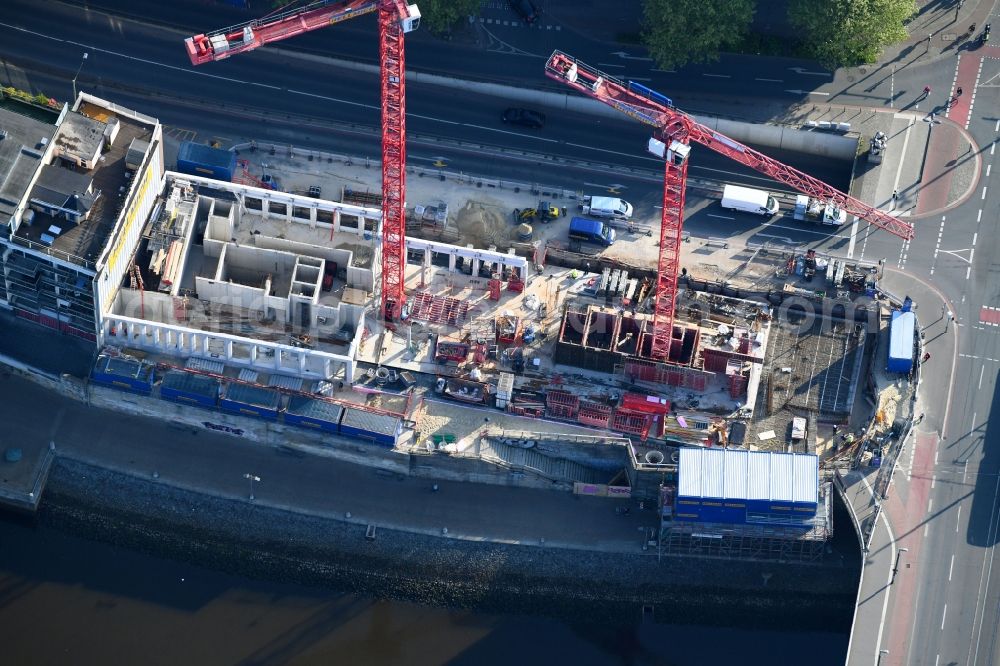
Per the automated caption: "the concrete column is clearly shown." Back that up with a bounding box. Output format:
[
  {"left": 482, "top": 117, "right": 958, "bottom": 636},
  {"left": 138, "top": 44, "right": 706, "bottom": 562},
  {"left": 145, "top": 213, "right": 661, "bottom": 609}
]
[
  {"left": 345, "top": 359, "right": 355, "bottom": 384},
  {"left": 448, "top": 252, "right": 457, "bottom": 272},
  {"left": 262, "top": 198, "right": 271, "bottom": 220},
  {"left": 273, "top": 348, "right": 282, "bottom": 372},
  {"left": 298, "top": 351, "right": 307, "bottom": 373},
  {"left": 333, "top": 209, "right": 341, "bottom": 233},
  {"left": 249, "top": 346, "right": 258, "bottom": 364},
  {"left": 225, "top": 340, "right": 233, "bottom": 361},
  {"left": 310, "top": 206, "right": 318, "bottom": 226},
  {"left": 424, "top": 248, "right": 432, "bottom": 268},
  {"left": 472, "top": 258, "right": 481, "bottom": 276}
]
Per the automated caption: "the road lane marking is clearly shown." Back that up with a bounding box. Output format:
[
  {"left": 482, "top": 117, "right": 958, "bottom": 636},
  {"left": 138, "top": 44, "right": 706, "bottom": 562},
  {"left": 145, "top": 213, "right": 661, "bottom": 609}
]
[
  {"left": 980, "top": 366, "right": 985, "bottom": 390},
  {"left": 950, "top": 554, "right": 955, "bottom": 581},
  {"left": 984, "top": 186, "right": 989, "bottom": 200},
  {"left": 973, "top": 232, "right": 978, "bottom": 246},
  {"left": 932, "top": 475, "right": 936, "bottom": 489},
  {"left": 928, "top": 497, "right": 934, "bottom": 513},
  {"left": 703, "top": 74, "right": 732, "bottom": 78},
  {"left": 755, "top": 78, "right": 783, "bottom": 82},
  {"left": 957, "top": 505, "right": 961, "bottom": 532},
  {"left": 706, "top": 214, "right": 735, "bottom": 220},
  {"left": 847, "top": 215, "right": 859, "bottom": 258},
  {"left": 892, "top": 119, "right": 915, "bottom": 198},
  {"left": 941, "top": 604, "right": 947, "bottom": 631}
]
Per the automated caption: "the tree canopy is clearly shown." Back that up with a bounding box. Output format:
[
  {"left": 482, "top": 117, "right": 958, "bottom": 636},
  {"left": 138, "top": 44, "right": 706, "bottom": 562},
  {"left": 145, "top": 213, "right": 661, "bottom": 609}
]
[
  {"left": 403, "top": 0, "right": 478, "bottom": 34},
  {"left": 269, "top": 0, "right": 476, "bottom": 34},
  {"left": 788, "top": 0, "right": 916, "bottom": 68},
  {"left": 641, "top": 0, "right": 755, "bottom": 70}
]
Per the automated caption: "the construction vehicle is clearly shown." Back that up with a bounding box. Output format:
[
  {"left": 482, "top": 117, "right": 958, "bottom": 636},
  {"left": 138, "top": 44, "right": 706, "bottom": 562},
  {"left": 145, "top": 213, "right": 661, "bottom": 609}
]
[
  {"left": 514, "top": 201, "right": 560, "bottom": 223},
  {"left": 544, "top": 51, "right": 914, "bottom": 361},
  {"left": 184, "top": 0, "right": 421, "bottom": 322},
  {"left": 793, "top": 195, "right": 847, "bottom": 226}
]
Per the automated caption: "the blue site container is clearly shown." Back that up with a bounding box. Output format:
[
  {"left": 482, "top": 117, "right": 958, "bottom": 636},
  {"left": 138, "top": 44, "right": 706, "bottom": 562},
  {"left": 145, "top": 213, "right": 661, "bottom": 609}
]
[
  {"left": 677, "top": 448, "right": 818, "bottom": 526},
  {"left": 160, "top": 370, "right": 220, "bottom": 409},
  {"left": 220, "top": 383, "right": 281, "bottom": 421},
  {"left": 887, "top": 309, "right": 915, "bottom": 373},
  {"left": 90, "top": 355, "right": 154, "bottom": 395},
  {"left": 176, "top": 141, "right": 237, "bottom": 182},
  {"left": 284, "top": 395, "right": 344, "bottom": 433},
  {"left": 339, "top": 407, "right": 401, "bottom": 448}
]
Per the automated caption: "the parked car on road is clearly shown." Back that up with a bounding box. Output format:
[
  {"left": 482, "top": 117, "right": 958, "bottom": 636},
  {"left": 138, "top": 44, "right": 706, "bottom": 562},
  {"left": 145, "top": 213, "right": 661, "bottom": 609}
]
[
  {"left": 509, "top": 0, "right": 539, "bottom": 24},
  {"left": 502, "top": 107, "right": 545, "bottom": 128}
]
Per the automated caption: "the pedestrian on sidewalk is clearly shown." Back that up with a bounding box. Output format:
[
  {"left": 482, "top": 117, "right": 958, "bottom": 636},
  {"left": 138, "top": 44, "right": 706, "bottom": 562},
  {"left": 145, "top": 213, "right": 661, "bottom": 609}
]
[
  {"left": 892, "top": 189, "right": 899, "bottom": 202},
  {"left": 922, "top": 85, "right": 931, "bottom": 97},
  {"left": 922, "top": 352, "right": 931, "bottom": 362},
  {"left": 956, "top": 87, "right": 963, "bottom": 98}
]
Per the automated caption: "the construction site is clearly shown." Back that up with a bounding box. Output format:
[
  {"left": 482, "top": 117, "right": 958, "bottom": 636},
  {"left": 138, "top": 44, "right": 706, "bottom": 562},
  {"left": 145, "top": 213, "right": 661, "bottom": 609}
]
[{"left": 0, "top": 2, "right": 920, "bottom": 565}]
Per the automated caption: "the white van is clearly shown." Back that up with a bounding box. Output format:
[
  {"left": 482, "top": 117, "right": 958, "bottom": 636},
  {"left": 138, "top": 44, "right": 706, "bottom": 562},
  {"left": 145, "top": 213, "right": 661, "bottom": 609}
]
[
  {"left": 581, "top": 195, "right": 633, "bottom": 220},
  {"left": 721, "top": 185, "right": 779, "bottom": 217}
]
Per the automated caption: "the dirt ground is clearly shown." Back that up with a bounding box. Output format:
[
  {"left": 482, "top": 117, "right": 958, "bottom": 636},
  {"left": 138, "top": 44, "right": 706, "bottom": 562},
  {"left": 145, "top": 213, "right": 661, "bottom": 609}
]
[{"left": 453, "top": 199, "right": 515, "bottom": 248}]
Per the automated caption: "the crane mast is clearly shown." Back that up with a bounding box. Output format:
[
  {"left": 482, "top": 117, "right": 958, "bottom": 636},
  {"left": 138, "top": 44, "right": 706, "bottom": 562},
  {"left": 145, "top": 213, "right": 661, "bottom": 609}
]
[
  {"left": 185, "top": 0, "right": 421, "bottom": 321},
  {"left": 544, "top": 50, "right": 914, "bottom": 362}
]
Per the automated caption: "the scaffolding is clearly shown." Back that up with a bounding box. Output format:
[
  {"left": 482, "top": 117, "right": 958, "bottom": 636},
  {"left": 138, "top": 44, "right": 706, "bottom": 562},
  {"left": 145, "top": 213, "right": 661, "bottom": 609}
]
[{"left": 658, "top": 483, "right": 832, "bottom": 563}]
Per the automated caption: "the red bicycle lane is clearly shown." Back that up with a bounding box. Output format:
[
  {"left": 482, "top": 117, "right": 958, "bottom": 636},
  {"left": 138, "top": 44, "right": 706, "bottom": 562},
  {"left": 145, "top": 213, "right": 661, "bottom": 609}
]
[{"left": 884, "top": 431, "right": 939, "bottom": 664}]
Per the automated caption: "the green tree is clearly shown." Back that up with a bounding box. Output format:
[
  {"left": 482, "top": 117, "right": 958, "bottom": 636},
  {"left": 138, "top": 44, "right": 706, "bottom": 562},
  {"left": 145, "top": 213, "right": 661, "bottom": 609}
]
[
  {"left": 413, "top": 0, "right": 478, "bottom": 34},
  {"left": 641, "top": 0, "right": 755, "bottom": 70},
  {"left": 788, "top": 0, "right": 916, "bottom": 68},
  {"left": 270, "top": 0, "right": 476, "bottom": 35}
]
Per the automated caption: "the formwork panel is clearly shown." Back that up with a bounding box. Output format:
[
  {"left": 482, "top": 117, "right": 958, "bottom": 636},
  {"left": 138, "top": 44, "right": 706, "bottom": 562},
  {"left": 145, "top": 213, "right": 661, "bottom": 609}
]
[
  {"left": 578, "top": 401, "right": 613, "bottom": 428},
  {"left": 545, "top": 390, "right": 580, "bottom": 419}
]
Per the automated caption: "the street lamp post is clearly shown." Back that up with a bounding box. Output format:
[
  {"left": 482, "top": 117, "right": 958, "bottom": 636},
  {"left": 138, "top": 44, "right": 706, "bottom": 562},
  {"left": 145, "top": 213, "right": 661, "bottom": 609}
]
[
  {"left": 891, "top": 547, "right": 909, "bottom": 583},
  {"left": 243, "top": 473, "right": 260, "bottom": 501},
  {"left": 72, "top": 52, "right": 89, "bottom": 101},
  {"left": 946, "top": 311, "right": 954, "bottom": 332}
]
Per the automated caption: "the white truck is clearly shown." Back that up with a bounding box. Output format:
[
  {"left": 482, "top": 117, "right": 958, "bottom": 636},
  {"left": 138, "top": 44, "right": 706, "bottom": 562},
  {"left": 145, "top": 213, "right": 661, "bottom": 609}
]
[
  {"left": 793, "top": 195, "right": 847, "bottom": 226},
  {"left": 720, "top": 184, "right": 779, "bottom": 217},
  {"left": 581, "top": 195, "right": 633, "bottom": 220}
]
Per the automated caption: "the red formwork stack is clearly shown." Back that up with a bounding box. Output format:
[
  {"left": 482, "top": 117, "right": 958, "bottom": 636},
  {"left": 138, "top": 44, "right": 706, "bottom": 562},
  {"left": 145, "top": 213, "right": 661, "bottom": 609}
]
[
  {"left": 546, "top": 390, "right": 580, "bottom": 419},
  {"left": 612, "top": 410, "right": 654, "bottom": 440},
  {"left": 578, "top": 401, "right": 613, "bottom": 428}
]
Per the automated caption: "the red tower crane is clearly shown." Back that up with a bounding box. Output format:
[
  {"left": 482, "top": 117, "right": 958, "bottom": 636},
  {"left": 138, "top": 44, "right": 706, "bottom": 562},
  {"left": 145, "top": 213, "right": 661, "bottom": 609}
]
[
  {"left": 185, "top": 0, "right": 421, "bottom": 321},
  {"left": 545, "top": 50, "right": 914, "bottom": 361}
]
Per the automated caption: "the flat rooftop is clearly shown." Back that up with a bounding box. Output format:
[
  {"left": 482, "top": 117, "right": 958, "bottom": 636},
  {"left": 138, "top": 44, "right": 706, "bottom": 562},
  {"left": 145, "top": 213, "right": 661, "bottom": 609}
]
[
  {"left": 0, "top": 102, "right": 58, "bottom": 224},
  {"left": 13, "top": 109, "right": 154, "bottom": 268}
]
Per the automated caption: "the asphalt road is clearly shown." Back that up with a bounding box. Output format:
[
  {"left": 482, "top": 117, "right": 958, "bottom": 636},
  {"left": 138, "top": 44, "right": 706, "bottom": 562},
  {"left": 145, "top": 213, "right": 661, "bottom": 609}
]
[
  {"left": 865, "top": 46, "right": 1000, "bottom": 666},
  {"left": 51, "top": 0, "right": 839, "bottom": 108},
  {"left": 0, "top": 0, "right": 848, "bottom": 186}
]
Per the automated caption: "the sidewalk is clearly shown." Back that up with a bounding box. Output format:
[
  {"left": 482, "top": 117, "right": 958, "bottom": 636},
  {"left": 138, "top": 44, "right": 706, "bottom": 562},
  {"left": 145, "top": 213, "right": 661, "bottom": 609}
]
[{"left": 844, "top": 269, "right": 958, "bottom": 665}]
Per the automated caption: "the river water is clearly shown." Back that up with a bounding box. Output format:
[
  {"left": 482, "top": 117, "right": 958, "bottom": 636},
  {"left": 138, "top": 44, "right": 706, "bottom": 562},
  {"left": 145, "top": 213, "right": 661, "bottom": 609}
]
[{"left": 0, "top": 514, "right": 848, "bottom": 665}]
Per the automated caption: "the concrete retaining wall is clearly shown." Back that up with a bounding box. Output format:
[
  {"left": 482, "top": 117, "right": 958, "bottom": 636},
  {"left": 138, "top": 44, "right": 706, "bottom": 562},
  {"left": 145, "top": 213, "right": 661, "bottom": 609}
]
[{"left": 284, "top": 48, "right": 858, "bottom": 161}]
